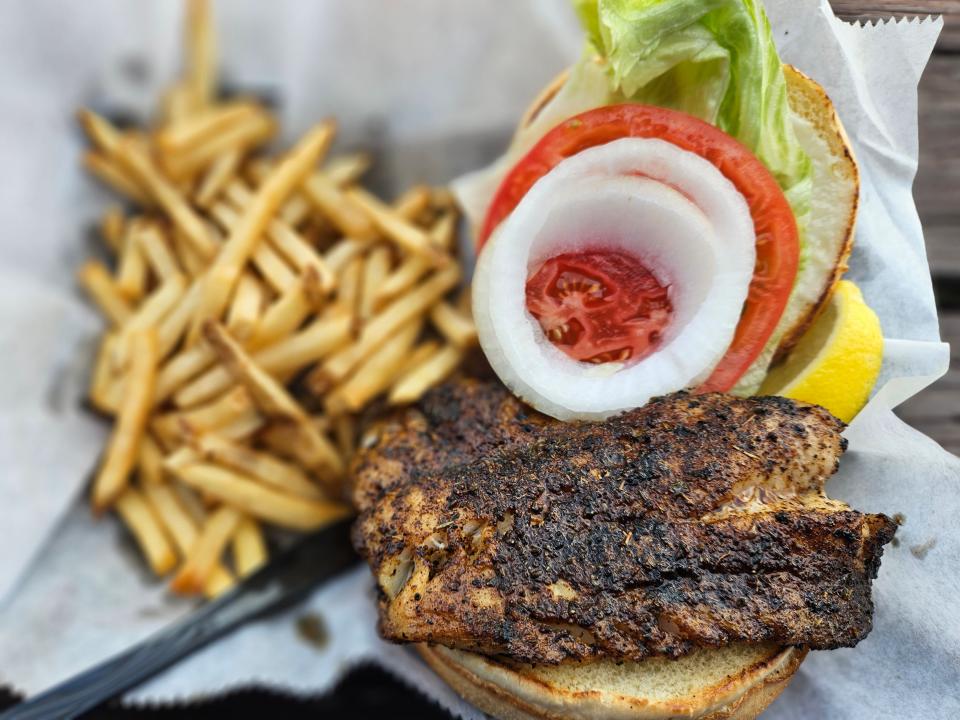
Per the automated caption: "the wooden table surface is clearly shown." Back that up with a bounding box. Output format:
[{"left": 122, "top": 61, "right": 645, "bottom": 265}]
[{"left": 832, "top": 2, "right": 960, "bottom": 454}]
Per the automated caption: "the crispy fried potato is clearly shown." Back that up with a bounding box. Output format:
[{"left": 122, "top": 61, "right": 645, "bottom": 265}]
[
  {"left": 171, "top": 505, "right": 241, "bottom": 594},
  {"left": 92, "top": 330, "right": 158, "bottom": 511},
  {"left": 115, "top": 486, "right": 177, "bottom": 575},
  {"left": 78, "top": 261, "right": 133, "bottom": 327},
  {"left": 172, "top": 464, "right": 350, "bottom": 530},
  {"left": 232, "top": 517, "right": 268, "bottom": 577},
  {"left": 389, "top": 344, "right": 464, "bottom": 406}
]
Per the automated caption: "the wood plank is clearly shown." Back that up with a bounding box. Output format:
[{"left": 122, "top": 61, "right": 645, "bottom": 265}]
[
  {"left": 830, "top": 0, "right": 960, "bottom": 50},
  {"left": 924, "top": 221, "right": 960, "bottom": 279},
  {"left": 916, "top": 55, "right": 960, "bottom": 228},
  {"left": 914, "top": 53, "right": 960, "bottom": 279}
]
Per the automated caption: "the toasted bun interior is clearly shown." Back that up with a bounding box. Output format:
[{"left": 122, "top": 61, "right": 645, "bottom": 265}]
[{"left": 420, "top": 643, "right": 806, "bottom": 720}]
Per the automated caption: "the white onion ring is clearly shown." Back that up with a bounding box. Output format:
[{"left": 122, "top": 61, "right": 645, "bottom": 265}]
[{"left": 472, "top": 138, "right": 756, "bottom": 420}]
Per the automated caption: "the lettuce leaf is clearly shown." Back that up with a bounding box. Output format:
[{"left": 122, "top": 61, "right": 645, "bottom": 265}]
[{"left": 572, "top": 0, "right": 811, "bottom": 226}]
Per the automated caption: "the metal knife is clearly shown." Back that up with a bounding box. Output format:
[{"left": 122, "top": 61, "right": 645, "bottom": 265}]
[{"left": 0, "top": 517, "right": 357, "bottom": 720}]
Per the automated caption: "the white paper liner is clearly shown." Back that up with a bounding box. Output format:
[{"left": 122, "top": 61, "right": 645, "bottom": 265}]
[{"left": 0, "top": 2, "right": 954, "bottom": 718}]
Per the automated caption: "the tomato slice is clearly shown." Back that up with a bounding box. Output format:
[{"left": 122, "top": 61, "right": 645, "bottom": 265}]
[
  {"left": 479, "top": 104, "right": 799, "bottom": 393},
  {"left": 526, "top": 250, "right": 672, "bottom": 364}
]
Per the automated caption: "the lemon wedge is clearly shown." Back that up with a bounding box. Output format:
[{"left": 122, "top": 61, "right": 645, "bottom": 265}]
[{"left": 759, "top": 280, "right": 882, "bottom": 422}]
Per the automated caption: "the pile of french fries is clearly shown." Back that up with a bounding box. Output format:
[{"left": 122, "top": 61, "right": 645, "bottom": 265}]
[{"left": 76, "top": 0, "right": 474, "bottom": 598}]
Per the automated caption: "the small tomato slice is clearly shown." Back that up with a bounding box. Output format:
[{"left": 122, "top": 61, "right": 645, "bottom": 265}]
[
  {"left": 525, "top": 250, "right": 673, "bottom": 365},
  {"left": 479, "top": 104, "right": 799, "bottom": 393}
]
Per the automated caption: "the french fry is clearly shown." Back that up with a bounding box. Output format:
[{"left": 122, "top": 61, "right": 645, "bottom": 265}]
[
  {"left": 153, "top": 386, "right": 257, "bottom": 444},
  {"left": 122, "top": 273, "right": 188, "bottom": 335},
  {"left": 203, "top": 322, "right": 344, "bottom": 481},
  {"left": 232, "top": 518, "right": 268, "bottom": 577},
  {"left": 209, "top": 201, "right": 298, "bottom": 294},
  {"left": 323, "top": 238, "right": 372, "bottom": 276},
  {"left": 273, "top": 154, "right": 371, "bottom": 227},
  {"left": 346, "top": 187, "right": 447, "bottom": 266},
  {"left": 164, "top": 446, "right": 200, "bottom": 472},
  {"left": 142, "top": 481, "right": 198, "bottom": 554},
  {"left": 325, "top": 318, "right": 421, "bottom": 413},
  {"left": 92, "top": 330, "right": 158, "bottom": 511},
  {"left": 244, "top": 273, "right": 317, "bottom": 349},
  {"left": 268, "top": 221, "right": 336, "bottom": 293},
  {"left": 302, "top": 172, "right": 375, "bottom": 239},
  {"left": 430, "top": 301, "right": 477, "bottom": 348},
  {"left": 83, "top": 152, "right": 151, "bottom": 205},
  {"left": 136, "top": 221, "right": 181, "bottom": 281},
  {"left": 114, "top": 139, "right": 216, "bottom": 259},
  {"left": 335, "top": 255, "right": 363, "bottom": 327},
  {"left": 116, "top": 223, "right": 149, "bottom": 301},
  {"left": 100, "top": 206, "right": 126, "bottom": 253},
  {"left": 374, "top": 212, "right": 456, "bottom": 307},
  {"left": 323, "top": 153, "right": 372, "bottom": 187},
  {"left": 155, "top": 341, "right": 216, "bottom": 405},
  {"left": 193, "top": 122, "right": 336, "bottom": 338},
  {"left": 215, "top": 412, "right": 265, "bottom": 442},
  {"left": 163, "top": 112, "right": 276, "bottom": 180},
  {"left": 360, "top": 245, "right": 391, "bottom": 320},
  {"left": 138, "top": 434, "right": 166, "bottom": 484},
  {"left": 78, "top": 261, "right": 133, "bottom": 326},
  {"left": 226, "top": 272, "right": 264, "bottom": 341},
  {"left": 315, "top": 263, "right": 460, "bottom": 391},
  {"left": 77, "top": 108, "right": 124, "bottom": 155},
  {"left": 396, "top": 340, "right": 441, "bottom": 376},
  {"left": 195, "top": 148, "right": 241, "bottom": 208},
  {"left": 390, "top": 185, "right": 432, "bottom": 220},
  {"left": 202, "top": 567, "right": 236, "bottom": 598},
  {"left": 430, "top": 186, "right": 458, "bottom": 211},
  {"left": 428, "top": 210, "right": 458, "bottom": 251},
  {"left": 224, "top": 179, "right": 336, "bottom": 292},
  {"left": 172, "top": 463, "right": 350, "bottom": 530},
  {"left": 175, "top": 312, "right": 352, "bottom": 408},
  {"left": 278, "top": 193, "right": 312, "bottom": 228},
  {"left": 158, "top": 102, "right": 260, "bottom": 155},
  {"left": 184, "top": 0, "right": 217, "bottom": 112},
  {"left": 115, "top": 487, "right": 177, "bottom": 575},
  {"left": 89, "top": 333, "right": 123, "bottom": 414},
  {"left": 192, "top": 434, "right": 324, "bottom": 500},
  {"left": 171, "top": 505, "right": 242, "bottom": 594},
  {"left": 171, "top": 226, "right": 209, "bottom": 277},
  {"left": 389, "top": 344, "right": 463, "bottom": 406},
  {"left": 161, "top": 84, "right": 194, "bottom": 126},
  {"left": 156, "top": 278, "right": 203, "bottom": 359}
]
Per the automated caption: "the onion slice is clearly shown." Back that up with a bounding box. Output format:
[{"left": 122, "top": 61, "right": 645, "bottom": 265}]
[{"left": 472, "top": 138, "right": 756, "bottom": 420}]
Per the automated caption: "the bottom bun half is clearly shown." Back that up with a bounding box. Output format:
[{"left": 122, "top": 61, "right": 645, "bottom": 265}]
[{"left": 418, "top": 643, "right": 806, "bottom": 720}]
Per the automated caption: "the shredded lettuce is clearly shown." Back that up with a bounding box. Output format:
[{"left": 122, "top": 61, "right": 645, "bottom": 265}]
[{"left": 572, "top": 0, "right": 811, "bottom": 232}]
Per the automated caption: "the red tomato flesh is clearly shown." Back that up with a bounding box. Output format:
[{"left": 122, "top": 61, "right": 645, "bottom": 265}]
[
  {"left": 526, "top": 250, "right": 672, "bottom": 364},
  {"left": 479, "top": 104, "right": 799, "bottom": 392}
]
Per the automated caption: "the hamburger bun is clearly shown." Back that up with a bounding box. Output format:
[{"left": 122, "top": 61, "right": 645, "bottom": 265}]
[{"left": 419, "top": 643, "right": 807, "bottom": 720}]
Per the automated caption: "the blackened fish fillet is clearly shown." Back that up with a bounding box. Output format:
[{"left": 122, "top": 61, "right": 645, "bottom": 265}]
[{"left": 353, "top": 381, "right": 896, "bottom": 665}]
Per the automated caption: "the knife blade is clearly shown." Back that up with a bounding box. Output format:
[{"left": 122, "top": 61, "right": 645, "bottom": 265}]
[{"left": 1, "top": 517, "right": 357, "bottom": 720}]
